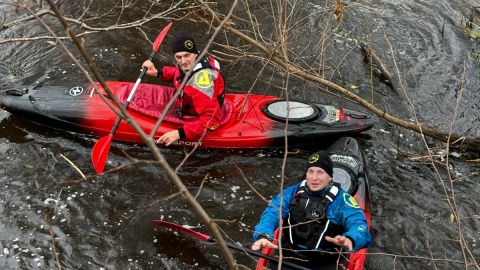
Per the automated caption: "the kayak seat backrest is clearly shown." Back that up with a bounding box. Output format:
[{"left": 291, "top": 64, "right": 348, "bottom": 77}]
[{"left": 219, "top": 98, "right": 233, "bottom": 126}]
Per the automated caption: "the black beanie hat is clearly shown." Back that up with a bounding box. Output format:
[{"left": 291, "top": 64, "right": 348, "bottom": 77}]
[
  {"left": 306, "top": 151, "right": 333, "bottom": 177},
  {"left": 172, "top": 33, "right": 198, "bottom": 54}
]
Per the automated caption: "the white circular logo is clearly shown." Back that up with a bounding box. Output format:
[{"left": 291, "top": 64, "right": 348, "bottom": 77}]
[
  {"left": 69, "top": 86, "right": 84, "bottom": 96},
  {"left": 311, "top": 210, "right": 320, "bottom": 218}
]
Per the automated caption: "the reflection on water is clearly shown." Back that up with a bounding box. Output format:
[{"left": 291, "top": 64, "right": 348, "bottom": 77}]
[{"left": 1, "top": 0, "right": 480, "bottom": 269}]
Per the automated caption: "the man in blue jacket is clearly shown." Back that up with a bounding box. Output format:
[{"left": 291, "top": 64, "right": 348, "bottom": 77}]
[{"left": 252, "top": 151, "right": 372, "bottom": 268}]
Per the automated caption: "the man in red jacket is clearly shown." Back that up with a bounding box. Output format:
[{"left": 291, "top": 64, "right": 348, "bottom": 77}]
[{"left": 142, "top": 33, "right": 225, "bottom": 146}]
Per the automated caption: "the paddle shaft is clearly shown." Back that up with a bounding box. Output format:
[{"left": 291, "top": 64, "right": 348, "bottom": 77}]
[
  {"left": 152, "top": 220, "right": 310, "bottom": 270},
  {"left": 109, "top": 50, "right": 155, "bottom": 134},
  {"left": 221, "top": 237, "right": 310, "bottom": 270}
]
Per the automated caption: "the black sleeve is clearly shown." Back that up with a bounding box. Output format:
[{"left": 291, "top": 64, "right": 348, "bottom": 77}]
[
  {"left": 156, "top": 69, "right": 163, "bottom": 78},
  {"left": 178, "top": 127, "right": 186, "bottom": 139},
  {"left": 258, "top": 234, "right": 274, "bottom": 242}
]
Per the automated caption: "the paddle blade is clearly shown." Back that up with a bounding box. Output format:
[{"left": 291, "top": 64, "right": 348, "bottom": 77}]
[
  {"left": 152, "top": 220, "right": 211, "bottom": 242},
  {"left": 92, "top": 135, "right": 113, "bottom": 174},
  {"left": 153, "top": 22, "right": 173, "bottom": 52}
]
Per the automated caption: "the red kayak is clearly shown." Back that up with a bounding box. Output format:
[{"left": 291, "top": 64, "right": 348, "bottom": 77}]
[
  {"left": 256, "top": 137, "right": 371, "bottom": 270},
  {"left": 0, "top": 81, "right": 374, "bottom": 148}
]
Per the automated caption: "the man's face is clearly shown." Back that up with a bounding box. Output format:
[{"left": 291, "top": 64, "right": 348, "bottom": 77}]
[
  {"left": 174, "top": 51, "right": 197, "bottom": 72},
  {"left": 306, "top": 166, "right": 332, "bottom": 191}
]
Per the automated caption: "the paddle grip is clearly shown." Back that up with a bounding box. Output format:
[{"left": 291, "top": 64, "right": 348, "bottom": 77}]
[{"left": 139, "top": 50, "right": 158, "bottom": 80}]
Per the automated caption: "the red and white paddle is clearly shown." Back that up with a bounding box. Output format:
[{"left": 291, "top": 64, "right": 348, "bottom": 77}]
[{"left": 91, "top": 22, "right": 172, "bottom": 174}]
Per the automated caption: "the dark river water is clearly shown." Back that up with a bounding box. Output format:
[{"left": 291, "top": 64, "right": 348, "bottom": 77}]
[{"left": 1, "top": 0, "right": 479, "bottom": 269}]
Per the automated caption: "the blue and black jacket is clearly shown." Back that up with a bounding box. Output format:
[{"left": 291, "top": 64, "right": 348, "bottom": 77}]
[{"left": 253, "top": 180, "right": 372, "bottom": 252}]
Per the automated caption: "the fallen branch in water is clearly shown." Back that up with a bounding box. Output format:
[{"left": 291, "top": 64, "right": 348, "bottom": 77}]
[
  {"left": 360, "top": 43, "right": 399, "bottom": 95},
  {"left": 43, "top": 215, "right": 62, "bottom": 270}
]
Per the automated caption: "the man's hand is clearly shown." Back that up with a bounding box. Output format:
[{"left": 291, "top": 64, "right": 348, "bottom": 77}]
[
  {"left": 251, "top": 238, "right": 278, "bottom": 251},
  {"left": 325, "top": 235, "right": 353, "bottom": 251},
  {"left": 156, "top": 130, "right": 180, "bottom": 146},
  {"left": 142, "top": 60, "right": 158, "bottom": 77}
]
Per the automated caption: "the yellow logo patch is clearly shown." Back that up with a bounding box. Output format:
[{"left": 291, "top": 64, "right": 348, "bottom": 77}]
[
  {"left": 194, "top": 70, "right": 213, "bottom": 89},
  {"left": 344, "top": 193, "right": 360, "bottom": 208},
  {"left": 308, "top": 154, "right": 320, "bottom": 164},
  {"left": 185, "top": 40, "right": 194, "bottom": 49}
]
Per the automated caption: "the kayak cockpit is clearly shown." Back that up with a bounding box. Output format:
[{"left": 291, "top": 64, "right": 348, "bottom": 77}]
[{"left": 93, "top": 82, "right": 234, "bottom": 127}]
